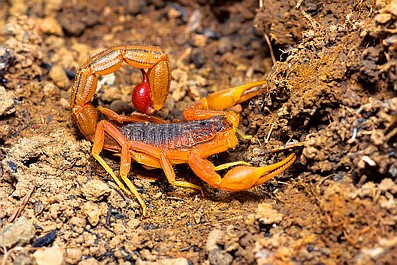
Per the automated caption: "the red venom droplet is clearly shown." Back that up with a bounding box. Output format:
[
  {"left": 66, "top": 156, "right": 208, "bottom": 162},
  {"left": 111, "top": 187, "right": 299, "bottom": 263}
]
[{"left": 132, "top": 69, "right": 154, "bottom": 115}]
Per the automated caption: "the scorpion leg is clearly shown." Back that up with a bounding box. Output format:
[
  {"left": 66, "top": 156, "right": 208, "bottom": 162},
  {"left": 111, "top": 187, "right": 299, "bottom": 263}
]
[
  {"left": 159, "top": 152, "right": 204, "bottom": 195},
  {"left": 127, "top": 142, "right": 204, "bottom": 195},
  {"left": 98, "top": 106, "right": 169, "bottom": 124},
  {"left": 92, "top": 120, "right": 147, "bottom": 216}
]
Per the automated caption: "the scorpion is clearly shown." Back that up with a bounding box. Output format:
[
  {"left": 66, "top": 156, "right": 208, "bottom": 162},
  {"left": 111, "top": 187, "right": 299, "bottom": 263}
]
[{"left": 70, "top": 43, "right": 296, "bottom": 216}]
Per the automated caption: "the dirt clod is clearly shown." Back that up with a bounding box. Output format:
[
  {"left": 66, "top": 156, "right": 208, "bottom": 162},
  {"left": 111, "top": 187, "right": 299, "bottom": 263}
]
[
  {"left": 0, "top": 217, "right": 35, "bottom": 248},
  {"left": 33, "top": 246, "right": 65, "bottom": 265},
  {"left": 206, "top": 229, "right": 225, "bottom": 252},
  {"left": 0, "top": 86, "right": 15, "bottom": 116},
  {"left": 81, "top": 180, "right": 111, "bottom": 202},
  {"left": 136, "top": 258, "right": 189, "bottom": 265},
  {"left": 208, "top": 249, "right": 233, "bottom": 265}
]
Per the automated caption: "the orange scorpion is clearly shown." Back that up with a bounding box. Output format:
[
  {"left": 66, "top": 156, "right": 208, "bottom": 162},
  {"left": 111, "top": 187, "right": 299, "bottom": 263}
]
[{"left": 70, "top": 43, "right": 296, "bottom": 216}]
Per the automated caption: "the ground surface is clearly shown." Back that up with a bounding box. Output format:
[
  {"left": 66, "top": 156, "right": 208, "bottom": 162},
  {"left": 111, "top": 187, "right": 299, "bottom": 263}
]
[{"left": 0, "top": 0, "right": 396, "bottom": 264}]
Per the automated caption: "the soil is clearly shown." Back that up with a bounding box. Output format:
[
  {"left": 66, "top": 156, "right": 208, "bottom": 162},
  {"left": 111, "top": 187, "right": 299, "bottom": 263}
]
[{"left": 1, "top": 0, "right": 396, "bottom": 264}]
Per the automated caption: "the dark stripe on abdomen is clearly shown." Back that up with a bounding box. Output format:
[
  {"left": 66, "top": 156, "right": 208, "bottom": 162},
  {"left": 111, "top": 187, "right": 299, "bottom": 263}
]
[{"left": 118, "top": 116, "right": 227, "bottom": 150}]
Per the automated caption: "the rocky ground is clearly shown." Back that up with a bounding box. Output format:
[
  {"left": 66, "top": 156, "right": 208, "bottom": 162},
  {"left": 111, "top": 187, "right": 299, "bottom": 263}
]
[{"left": 0, "top": 0, "right": 396, "bottom": 264}]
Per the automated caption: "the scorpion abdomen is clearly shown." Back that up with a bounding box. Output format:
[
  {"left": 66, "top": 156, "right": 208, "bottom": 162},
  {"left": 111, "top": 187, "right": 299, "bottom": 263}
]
[{"left": 119, "top": 116, "right": 229, "bottom": 149}]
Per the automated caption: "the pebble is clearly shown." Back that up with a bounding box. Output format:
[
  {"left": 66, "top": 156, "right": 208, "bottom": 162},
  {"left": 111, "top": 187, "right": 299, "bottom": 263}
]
[
  {"left": 83, "top": 201, "right": 101, "bottom": 226},
  {"left": 49, "top": 64, "right": 69, "bottom": 89},
  {"left": 206, "top": 229, "right": 224, "bottom": 252},
  {"left": 0, "top": 86, "right": 15, "bottom": 116},
  {"left": 126, "top": 218, "right": 141, "bottom": 229},
  {"left": 59, "top": 98, "right": 70, "bottom": 110},
  {"left": 65, "top": 248, "right": 82, "bottom": 264},
  {"left": 0, "top": 216, "right": 35, "bottom": 248},
  {"left": 217, "top": 38, "right": 232, "bottom": 55},
  {"left": 45, "top": 0, "right": 62, "bottom": 12},
  {"left": 136, "top": 258, "right": 189, "bottom": 265},
  {"left": 0, "top": 46, "right": 15, "bottom": 75},
  {"left": 78, "top": 258, "right": 100, "bottom": 265},
  {"left": 33, "top": 246, "right": 65, "bottom": 265},
  {"left": 255, "top": 203, "right": 283, "bottom": 225},
  {"left": 167, "top": 6, "right": 183, "bottom": 20},
  {"left": 43, "top": 82, "right": 59, "bottom": 97},
  {"left": 101, "top": 85, "right": 121, "bottom": 102},
  {"left": 375, "top": 13, "right": 392, "bottom": 24},
  {"left": 38, "top": 17, "right": 64, "bottom": 36},
  {"left": 208, "top": 249, "right": 233, "bottom": 265},
  {"left": 81, "top": 179, "right": 111, "bottom": 201},
  {"left": 126, "top": 0, "right": 146, "bottom": 14},
  {"left": 379, "top": 178, "right": 397, "bottom": 193}
]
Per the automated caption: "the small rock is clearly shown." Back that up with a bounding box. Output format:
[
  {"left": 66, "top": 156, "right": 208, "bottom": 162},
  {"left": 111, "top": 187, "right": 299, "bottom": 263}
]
[
  {"left": 255, "top": 203, "right": 283, "bottom": 225},
  {"left": 109, "top": 99, "right": 130, "bottom": 114},
  {"left": 38, "top": 17, "right": 64, "bottom": 36},
  {"left": 379, "top": 178, "right": 397, "bottom": 193},
  {"left": 0, "top": 46, "right": 15, "bottom": 75},
  {"left": 58, "top": 14, "right": 86, "bottom": 36},
  {"left": 375, "top": 13, "right": 392, "bottom": 24},
  {"left": 217, "top": 38, "right": 232, "bottom": 55},
  {"left": 45, "top": 0, "right": 63, "bottom": 12},
  {"left": 65, "top": 248, "right": 82, "bottom": 264},
  {"left": 167, "top": 6, "right": 183, "bottom": 20},
  {"left": 101, "top": 86, "right": 121, "bottom": 102},
  {"left": 83, "top": 201, "right": 101, "bottom": 226},
  {"left": 206, "top": 229, "right": 224, "bottom": 252},
  {"left": 59, "top": 98, "right": 70, "bottom": 110},
  {"left": 49, "top": 65, "right": 69, "bottom": 89},
  {"left": 192, "top": 34, "right": 207, "bottom": 47},
  {"left": 0, "top": 86, "right": 15, "bottom": 116},
  {"left": 0, "top": 216, "right": 35, "bottom": 248},
  {"left": 126, "top": 0, "right": 145, "bottom": 14},
  {"left": 78, "top": 258, "right": 100, "bottom": 265},
  {"left": 126, "top": 218, "right": 141, "bottom": 229},
  {"left": 109, "top": 235, "right": 123, "bottom": 248},
  {"left": 12, "top": 253, "right": 32, "bottom": 264},
  {"left": 43, "top": 82, "right": 59, "bottom": 97},
  {"left": 136, "top": 258, "right": 189, "bottom": 265},
  {"left": 81, "top": 179, "right": 111, "bottom": 201},
  {"left": 9, "top": 0, "right": 28, "bottom": 15},
  {"left": 33, "top": 246, "right": 65, "bottom": 265},
  {"left": 208, "top": 249, "right": 233, "bottom": 265}
]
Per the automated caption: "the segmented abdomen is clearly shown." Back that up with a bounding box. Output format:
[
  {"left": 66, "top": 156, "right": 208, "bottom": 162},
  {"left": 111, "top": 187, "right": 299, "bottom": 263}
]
[{"left": 118, "top": 116, "right": 228, "bottom": 149}]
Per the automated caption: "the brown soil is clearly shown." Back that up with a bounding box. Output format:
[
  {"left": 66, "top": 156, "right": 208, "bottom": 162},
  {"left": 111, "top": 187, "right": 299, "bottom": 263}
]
[{"left": 1, "top": 0, "right": 396, "bottom": 264}]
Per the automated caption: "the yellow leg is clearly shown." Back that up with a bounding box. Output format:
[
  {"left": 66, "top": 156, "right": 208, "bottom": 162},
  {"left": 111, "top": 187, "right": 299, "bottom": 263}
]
[
  {"left": 160, "top": 152, "right": 204, "bottom": 195},
  {"left": 119, "top": 174, "right": 147, "bottom": 216},
  {"left": 236, "top": 128, "right": 253, "bottom": 140},
  {"left": 92, "top": 153, "right": 147, "bottom": 216},
  {"left": 92, "top": 120, "right": 147, "bottom": 216}
]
